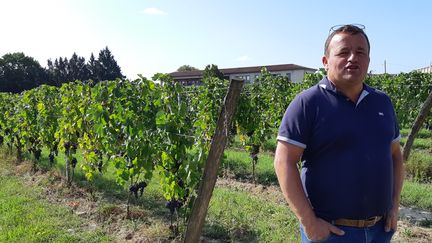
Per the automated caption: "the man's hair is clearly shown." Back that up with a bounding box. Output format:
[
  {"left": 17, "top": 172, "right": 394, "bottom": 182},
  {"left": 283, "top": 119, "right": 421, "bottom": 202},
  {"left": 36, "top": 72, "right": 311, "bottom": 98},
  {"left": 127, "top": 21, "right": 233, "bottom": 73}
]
[{"left": 324, "top": 24, "right": 370, "bottom": 56}]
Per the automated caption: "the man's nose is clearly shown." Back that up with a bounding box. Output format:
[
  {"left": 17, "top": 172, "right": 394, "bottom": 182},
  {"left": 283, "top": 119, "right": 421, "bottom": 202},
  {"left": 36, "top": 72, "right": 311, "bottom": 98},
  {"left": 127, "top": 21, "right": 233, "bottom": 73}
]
[{"left": 347, "top": 52, "right": 358, "bottom": 62}]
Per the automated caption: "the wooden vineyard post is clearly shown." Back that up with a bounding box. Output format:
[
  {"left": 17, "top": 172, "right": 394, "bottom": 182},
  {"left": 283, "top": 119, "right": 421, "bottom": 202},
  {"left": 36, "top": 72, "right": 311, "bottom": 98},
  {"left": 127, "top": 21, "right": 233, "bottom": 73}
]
[{"left": 184, "top": 78, "right": 244, "bottom": 243}]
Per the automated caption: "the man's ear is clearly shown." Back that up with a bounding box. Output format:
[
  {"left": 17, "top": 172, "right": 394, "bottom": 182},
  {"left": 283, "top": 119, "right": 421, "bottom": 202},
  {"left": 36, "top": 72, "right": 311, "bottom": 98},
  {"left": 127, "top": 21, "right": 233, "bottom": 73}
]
[{"left": 322, "top": 56, "right": 328, "bottom": 71}]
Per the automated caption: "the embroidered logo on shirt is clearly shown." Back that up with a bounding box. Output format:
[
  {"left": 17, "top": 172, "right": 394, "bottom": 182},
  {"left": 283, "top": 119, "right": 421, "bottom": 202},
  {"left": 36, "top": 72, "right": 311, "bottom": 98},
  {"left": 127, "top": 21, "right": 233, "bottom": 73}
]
[{"left": 378, "top": 112, "right": 384, "bottom": 116}]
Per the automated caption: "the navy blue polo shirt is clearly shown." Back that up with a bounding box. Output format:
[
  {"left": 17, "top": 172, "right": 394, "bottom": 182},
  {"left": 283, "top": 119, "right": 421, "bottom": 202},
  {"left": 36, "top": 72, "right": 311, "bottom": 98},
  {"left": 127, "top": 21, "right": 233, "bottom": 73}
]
[{"left": 277, "top": 77, "right": 400, "bottom": 221}]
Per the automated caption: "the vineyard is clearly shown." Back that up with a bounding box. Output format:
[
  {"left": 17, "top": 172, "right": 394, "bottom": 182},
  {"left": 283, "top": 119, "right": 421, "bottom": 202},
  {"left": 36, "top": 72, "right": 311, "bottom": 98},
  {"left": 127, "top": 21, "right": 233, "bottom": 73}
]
[{"left": 0, "top": 70, "right": 432, "bottom": 241}]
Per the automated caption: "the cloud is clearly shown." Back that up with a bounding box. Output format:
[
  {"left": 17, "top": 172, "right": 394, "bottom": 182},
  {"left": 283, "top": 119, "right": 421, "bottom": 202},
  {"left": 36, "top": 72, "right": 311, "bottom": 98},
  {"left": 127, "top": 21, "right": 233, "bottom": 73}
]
[
  {"left": 141, "top": 8, "right": 167, "bottom": 15},
  {"left": 236, "top": 55, "right": 250, "bottom": 62}
]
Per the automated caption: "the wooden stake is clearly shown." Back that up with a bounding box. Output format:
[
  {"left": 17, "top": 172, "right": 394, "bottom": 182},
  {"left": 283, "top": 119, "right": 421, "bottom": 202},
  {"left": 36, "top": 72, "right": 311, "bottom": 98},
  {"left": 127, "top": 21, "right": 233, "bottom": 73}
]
[{"left": 184, "top": 78, "right": 244, "bottom": 243}]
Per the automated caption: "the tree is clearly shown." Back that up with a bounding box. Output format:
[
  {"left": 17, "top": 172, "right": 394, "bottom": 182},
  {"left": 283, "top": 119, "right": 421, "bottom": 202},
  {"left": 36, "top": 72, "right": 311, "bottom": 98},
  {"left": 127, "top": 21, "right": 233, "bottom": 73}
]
[
  {"left": 96, "top": 47, "right": 123, "bottom": 81},
  {"left": 46, "top": 57, "right": 68, "bottom": 86},
  {"left": 54, "top": 57, "right": 69, "bottom": 85},
  {"left": 46, "top": 59, "right": 57, "bottom": 86},
  {"left": 177, "top": 65, "right": 199, "bottom": 72},
  {"left": 45, "top": 48, "right": 123, "bottom": 85},
  {"left": 68, "top": 53, "right": 90, "bottom": 82},
  {"left": 202, "top": 64, "right": 224, "bottom": 80},
  {"left": 0, "top": 52, "right": 48, "bottom": 93},
  {"left": 47, "top": 53, "right": 92, "bottom": 86},
  {"left": 87, "top": 53, "right": 98, "bottom": 81}
]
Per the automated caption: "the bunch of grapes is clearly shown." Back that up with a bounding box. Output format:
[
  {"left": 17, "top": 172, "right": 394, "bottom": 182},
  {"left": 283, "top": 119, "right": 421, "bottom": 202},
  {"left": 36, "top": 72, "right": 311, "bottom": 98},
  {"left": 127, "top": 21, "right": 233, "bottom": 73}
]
[
  {"left": 34, "top": 149, "right": 42, "bottom": 160},
  {"left": 71, "top": 144, "right": 77, "bottom": 154},
  {"left": 129, "top": 181, "right": 147, "bottom": 198},
  {"left": 49, "top": 152, "right": 55, "bottom": 164},
  {"left": 63, "top": 142, "right": 77, "bottom": 154},
  {"left": 250, "top": 144, "right": 259, "bottom": 161},
  {"left": 165, "top": 199, "right": 183, "bottom": 214},
  {"left": 94, "top": 150, "right": 103, "bottom": 172},
  {"left": 64, "top": 141, "right": 71, "bottom": 151},
  {"left": 71, "top": 157, "right": 77, "bottom": 168}
]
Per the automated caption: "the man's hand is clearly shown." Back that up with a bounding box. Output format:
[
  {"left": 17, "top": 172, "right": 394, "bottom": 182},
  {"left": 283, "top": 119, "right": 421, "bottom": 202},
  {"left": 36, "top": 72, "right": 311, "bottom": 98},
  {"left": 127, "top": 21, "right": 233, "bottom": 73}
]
[
  {"left": 275, "top": 141, "right": 345, "bottom": 241},
  {"left": 385, "top": 206, "right": 399, "bottom": 232},
  {"left": 303, "top": 217, "right": 345, "bottom": 241}
]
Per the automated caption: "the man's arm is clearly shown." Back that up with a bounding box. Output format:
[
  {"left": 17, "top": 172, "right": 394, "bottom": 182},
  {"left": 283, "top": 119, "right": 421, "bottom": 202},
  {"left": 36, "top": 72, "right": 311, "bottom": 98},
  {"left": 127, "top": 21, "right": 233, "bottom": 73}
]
[
  {"left": 385, "top": 142, "right": 404, "bottom": 232},
  {"left": 274, "top": 141, "right": 344, "bottom": 241}
]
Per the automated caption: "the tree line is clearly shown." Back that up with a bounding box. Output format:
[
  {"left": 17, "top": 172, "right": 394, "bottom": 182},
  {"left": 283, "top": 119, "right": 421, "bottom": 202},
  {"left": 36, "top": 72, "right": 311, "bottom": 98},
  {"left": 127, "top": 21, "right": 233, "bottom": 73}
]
[{"left": 0, "top": 47, "right": 123, "bottom": 93}]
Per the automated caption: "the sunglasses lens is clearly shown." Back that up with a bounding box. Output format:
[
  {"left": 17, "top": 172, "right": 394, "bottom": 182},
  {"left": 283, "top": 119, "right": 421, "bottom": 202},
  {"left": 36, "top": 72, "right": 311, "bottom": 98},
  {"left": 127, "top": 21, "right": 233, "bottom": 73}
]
[{"left": 329, "top": 24, "right": 365, "bottom": 34}]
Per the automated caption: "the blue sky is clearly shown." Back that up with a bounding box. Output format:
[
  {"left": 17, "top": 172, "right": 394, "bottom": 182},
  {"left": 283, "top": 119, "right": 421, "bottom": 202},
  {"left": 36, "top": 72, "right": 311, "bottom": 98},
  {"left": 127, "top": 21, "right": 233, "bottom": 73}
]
[{"left": 1, "top": 0, "right": 432, "bottom": 79}]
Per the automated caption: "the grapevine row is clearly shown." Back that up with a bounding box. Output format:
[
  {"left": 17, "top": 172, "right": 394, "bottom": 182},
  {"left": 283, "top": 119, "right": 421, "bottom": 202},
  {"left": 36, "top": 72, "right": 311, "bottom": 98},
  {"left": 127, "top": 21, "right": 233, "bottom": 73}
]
[
  {"left": 0, "top": 74, "right": 228, "bottom": 217},
  {"left": 0, "top": 69, "right": 429, "bottom": 231}
]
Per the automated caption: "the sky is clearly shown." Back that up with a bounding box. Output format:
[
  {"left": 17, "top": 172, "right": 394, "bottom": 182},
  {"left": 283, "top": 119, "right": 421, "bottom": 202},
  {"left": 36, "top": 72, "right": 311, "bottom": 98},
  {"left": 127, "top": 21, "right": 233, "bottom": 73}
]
[{"left": 1, "top": 0, "right": 432, "bottom": 80}]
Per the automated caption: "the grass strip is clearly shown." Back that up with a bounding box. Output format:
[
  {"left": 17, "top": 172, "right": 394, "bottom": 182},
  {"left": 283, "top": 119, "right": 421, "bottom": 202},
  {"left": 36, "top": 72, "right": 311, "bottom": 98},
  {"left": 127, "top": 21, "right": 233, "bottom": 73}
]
[{"left": 0, "top": 154, "right": 110, "bottom": 242}]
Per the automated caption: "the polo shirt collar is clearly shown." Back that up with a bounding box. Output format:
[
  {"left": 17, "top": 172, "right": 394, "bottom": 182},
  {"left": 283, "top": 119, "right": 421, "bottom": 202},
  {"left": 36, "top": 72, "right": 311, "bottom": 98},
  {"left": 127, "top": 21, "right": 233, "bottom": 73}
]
[{"left": 319, "top": 77, "right": 372, "bottom": 106}]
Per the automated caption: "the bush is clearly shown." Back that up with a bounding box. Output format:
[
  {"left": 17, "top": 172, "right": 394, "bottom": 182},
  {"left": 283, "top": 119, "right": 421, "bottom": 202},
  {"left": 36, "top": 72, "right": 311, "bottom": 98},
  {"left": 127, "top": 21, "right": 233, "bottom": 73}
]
[{"left": 405, "top": 152, "right": 432, "bottom": 183}]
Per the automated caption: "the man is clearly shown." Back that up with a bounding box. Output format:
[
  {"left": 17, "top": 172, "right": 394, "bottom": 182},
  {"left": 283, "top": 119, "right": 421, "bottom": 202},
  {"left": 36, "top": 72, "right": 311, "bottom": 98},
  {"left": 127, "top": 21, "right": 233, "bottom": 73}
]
[{"left": 274, "top": 24, "right": 404, "bottom": 242}]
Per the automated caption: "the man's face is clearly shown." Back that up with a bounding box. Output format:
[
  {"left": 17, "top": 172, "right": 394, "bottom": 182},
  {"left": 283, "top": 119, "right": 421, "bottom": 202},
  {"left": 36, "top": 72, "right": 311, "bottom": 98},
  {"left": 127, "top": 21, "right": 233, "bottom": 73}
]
[{"left": 322, "top": 33, "right": 370, "bottom": 85}]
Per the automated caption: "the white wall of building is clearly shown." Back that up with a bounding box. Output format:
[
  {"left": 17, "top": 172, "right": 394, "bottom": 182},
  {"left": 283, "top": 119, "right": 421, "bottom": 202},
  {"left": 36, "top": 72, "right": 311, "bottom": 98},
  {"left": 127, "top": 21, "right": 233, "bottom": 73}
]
[
  {"left": 416, "top": 66, "right": 432, "bottom": 73},
  {"left": 228, "top": 69, "right": 311, "bottom": 83}
]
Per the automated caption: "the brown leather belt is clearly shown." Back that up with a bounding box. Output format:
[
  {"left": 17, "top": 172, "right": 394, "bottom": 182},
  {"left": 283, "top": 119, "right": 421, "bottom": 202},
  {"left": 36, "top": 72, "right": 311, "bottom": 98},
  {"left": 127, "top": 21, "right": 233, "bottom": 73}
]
[{"left": 333, "top": 216, "right": 382, "bottom": 228}]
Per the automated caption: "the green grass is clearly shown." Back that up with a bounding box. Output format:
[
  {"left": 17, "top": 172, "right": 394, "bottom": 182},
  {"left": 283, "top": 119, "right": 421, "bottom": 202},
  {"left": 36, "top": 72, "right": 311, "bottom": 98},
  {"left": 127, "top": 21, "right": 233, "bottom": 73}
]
[
  {"left": 400, "top": 128, "right": 432, "bottom": 139},
  {"left": 401, "top": 181, "right": 432, "bottom": 211},
  {"left": 400, "top": 137, "right": 432, "bottom": 150},
  {"left": 228, "top": 135, "right": 276, "bottom": 153},
  {"left": 206, "top": 188, "right": 299, "bottom": 243},
  {"left": 0, "top": 154, "right": 110, "bottom": 242},
  {"left": 405, "top": 151, "right": 432, "bottom": 183},
  {"left": 222, "top": 149, "right": 277, "bottom": 185},
  {"left": 399, "top": 128, "right": 432, "bottom": 183},
  {"left": 262, "top": 138, "right": 277, "bottom": 153},
  {"left": 31, "top": 147, "right": 166, "bottom": 202}
]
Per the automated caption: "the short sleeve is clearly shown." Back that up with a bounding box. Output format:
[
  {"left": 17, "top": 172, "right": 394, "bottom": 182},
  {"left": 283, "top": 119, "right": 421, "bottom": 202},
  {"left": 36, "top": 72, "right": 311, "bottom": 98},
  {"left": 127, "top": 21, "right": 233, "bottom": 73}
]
[
  {"left": 391, "top": 103, "right": 401, "bottom": 143},
  {"left": 277, "top": 93, "right": 312, "bottom": 149}
]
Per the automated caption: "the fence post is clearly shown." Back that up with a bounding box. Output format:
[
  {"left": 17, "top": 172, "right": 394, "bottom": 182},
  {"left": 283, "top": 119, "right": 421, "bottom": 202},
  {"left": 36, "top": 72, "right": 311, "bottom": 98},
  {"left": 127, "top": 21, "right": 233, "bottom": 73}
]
[{"left": 184, "top": 78, "right": 244, "bottom": 243}]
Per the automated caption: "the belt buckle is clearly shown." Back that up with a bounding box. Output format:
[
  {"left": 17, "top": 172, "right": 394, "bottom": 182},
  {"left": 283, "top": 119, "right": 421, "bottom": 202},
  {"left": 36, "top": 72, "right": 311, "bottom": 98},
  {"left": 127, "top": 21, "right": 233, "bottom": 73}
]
[{"left": 365, "top": 216, "right": 380, "bottom": 227}]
